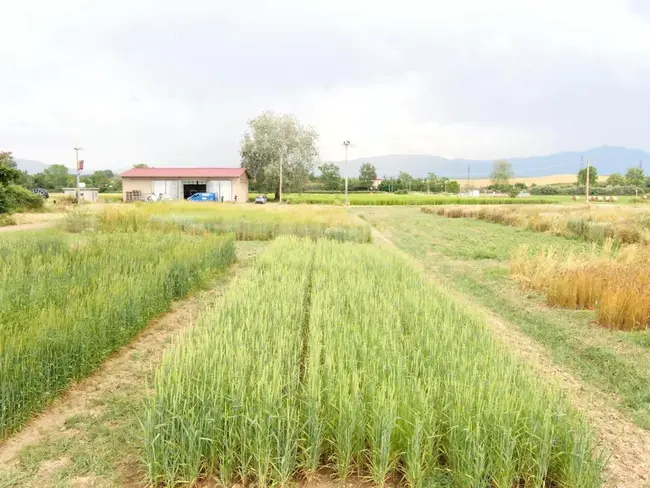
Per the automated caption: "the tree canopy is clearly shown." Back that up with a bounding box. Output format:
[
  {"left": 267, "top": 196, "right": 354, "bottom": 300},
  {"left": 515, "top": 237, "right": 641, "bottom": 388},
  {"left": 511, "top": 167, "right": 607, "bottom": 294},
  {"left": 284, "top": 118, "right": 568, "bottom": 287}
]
[
  {"left": 606, "top": 173, "right": 626, "bottom": 186},
  {"left": 359, "top": 163, "right": 377, "bottom": 189},
  {"left": 577, "top": 165, "right": 598, "bottom": 186},
  {"left": 33, "top": 164, "right": 74, "bottom": 191},
  {"left": 490, "top": 160, "right": 514, "bottom": 189},
  {"left": 318, "top": 163, "right": 342, "bottom": 191},
  {"left": 625, "top": 167, "right": 646, "bottom": 186},
  {"left": 240, "top": 111, "right": 319, "bottom": 198},
  {"left": 0, "top": 152, "right": 17, "bottom": 169}
]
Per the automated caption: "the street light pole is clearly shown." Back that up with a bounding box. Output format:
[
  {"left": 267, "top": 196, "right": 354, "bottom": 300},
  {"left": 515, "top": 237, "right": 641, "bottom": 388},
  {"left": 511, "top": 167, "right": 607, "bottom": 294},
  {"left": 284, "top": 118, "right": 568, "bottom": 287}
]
[
  {"left": 343, "top": 140, "right": 351, "bottom": 206},
  {"left": 278, "top": 151, "right": 283, "bottom": 203},
  {"left": 74, "top": 147, "right": 83, "bottom": 203}
]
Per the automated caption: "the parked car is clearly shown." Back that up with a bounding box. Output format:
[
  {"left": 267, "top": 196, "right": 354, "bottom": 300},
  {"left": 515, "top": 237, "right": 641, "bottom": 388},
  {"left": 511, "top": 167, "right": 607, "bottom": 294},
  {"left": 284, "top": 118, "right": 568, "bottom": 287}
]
[
  {"left": 255, "top": 195, "right": 268, "bottom": 204},
  {"left": 187, "top": 192, "right": 218, "bottom": 202},
  {"left": 32, "top": 188, "right": 49, "bottom": 199}
]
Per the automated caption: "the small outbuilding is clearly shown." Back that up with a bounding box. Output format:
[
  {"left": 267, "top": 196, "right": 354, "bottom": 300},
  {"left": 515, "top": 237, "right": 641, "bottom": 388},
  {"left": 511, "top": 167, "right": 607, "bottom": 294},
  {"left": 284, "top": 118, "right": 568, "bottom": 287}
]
[
  {"left": 120, "top": 167, "right": 250, "bottom": 202},
  {"left": 62, "top": 187, "right": 100, "bottom": 203}
]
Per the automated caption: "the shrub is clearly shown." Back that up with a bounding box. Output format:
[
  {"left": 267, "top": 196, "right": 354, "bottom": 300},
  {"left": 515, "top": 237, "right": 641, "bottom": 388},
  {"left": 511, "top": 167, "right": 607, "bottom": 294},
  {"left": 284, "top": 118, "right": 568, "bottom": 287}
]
[
  {"left": 0, "top": 213, "right": 16, "bottom": 226},
  {"left": 1, "top": 184, "right": 44, "bottom": 212},
  {"left": 530, "top": 185, "right": 561, "bottom": 195}
]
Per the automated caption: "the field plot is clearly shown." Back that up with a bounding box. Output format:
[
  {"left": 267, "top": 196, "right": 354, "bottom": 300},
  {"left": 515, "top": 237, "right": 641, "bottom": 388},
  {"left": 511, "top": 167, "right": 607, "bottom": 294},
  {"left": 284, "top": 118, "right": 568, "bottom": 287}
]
[
  {"left": 427, "top": 205, "right": 650, "bottom": 244},
  {"left": 282, "top": 193, "right": 553, "bottom": 206},
  {"left": 145, "top": 237, "right": 602, "bottom": 487},
  {"left": 0, "top": 230, "right": 235, "bottom": 438},
  {"left": 511, "top": 243, "right": 650, "bottom": 331},
  {"left": 357, "top": 207, "right": 650, "bottom": 432},
  {"left": 92, "top": 203, "right": 371, "bottom": 242}
]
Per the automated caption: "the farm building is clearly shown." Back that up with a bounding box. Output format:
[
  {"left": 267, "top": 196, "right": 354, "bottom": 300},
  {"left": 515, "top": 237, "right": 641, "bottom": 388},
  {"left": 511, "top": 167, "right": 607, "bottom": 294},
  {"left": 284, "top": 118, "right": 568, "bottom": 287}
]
[
  {"left": 120, "top": 167, "right": 249, "bottom": 202},
  {"left": 62, "top": 187, "right": 99, "bottom": 203}
]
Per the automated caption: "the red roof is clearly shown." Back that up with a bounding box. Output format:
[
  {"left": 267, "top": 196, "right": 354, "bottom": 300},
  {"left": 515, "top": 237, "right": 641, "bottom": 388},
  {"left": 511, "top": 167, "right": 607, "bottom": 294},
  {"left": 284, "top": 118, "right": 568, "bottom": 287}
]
[{"left": 120, "top": 167, "right": 248, "bottom": 178}]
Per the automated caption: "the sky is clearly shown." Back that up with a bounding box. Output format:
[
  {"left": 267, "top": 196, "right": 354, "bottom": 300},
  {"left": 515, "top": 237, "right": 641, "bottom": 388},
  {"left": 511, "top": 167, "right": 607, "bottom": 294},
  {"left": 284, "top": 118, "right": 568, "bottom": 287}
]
[{"left": 2, "top": 0, "right": 650, "bottom": 171}]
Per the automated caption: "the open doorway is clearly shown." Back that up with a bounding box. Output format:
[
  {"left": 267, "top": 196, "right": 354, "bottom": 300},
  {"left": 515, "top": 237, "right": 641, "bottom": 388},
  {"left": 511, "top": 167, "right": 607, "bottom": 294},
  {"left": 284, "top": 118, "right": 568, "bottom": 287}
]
[{"left": 183, "top": 183, "right": 206, "bottom": 199}]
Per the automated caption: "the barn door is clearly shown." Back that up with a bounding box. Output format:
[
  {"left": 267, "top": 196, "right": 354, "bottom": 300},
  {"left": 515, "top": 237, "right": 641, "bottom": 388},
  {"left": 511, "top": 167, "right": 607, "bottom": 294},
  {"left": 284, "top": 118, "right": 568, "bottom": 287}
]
[
  {"left": 207, "top": 180, "right": 219, "bottom": 196},
  {"left": 153, "top": 180, "right": 165, "bottom": 197},
  {"left": 220, "top": 180, "right": 232, "bottom": 201},
  {"left": 166, "top": 180, "right": 180, "bottom": 199}
]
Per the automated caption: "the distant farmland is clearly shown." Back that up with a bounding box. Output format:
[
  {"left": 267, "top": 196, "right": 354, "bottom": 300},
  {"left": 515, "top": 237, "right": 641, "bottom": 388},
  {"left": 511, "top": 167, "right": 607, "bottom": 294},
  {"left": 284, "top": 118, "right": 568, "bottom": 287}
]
[{"left": 453, "top": 173, "right": 608, "bottom": 187}]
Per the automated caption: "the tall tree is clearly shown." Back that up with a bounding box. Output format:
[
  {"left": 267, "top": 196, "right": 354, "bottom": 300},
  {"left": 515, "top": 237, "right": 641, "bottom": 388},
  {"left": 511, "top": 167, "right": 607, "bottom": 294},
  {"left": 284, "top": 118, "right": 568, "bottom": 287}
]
[
  {"left": 240, "top": 111, "right": 319, "bottom": 200},
  {"left": 359, "top": 163, "right": 377, "bottom": 189},
  {"left": 318, "top": 163, "right": 342, "bottom": 191},
  {"left": 606, "top": 173, "right": 626, "bottom": 186},
  {"left": 133, "top": 163, "right": 149, "bottom": 168},
  {"left": 577, "top": 165, "right": 598, "bottom": 186},
  {"left": 446, "top": 180, "right": 461, "bottom": 193},
  {"left": 491, "top": 160, "right": 514, "bottom": 189},
  {"left": 0, "top": 152, "right": 17, "bottom": 168},
  {"left": 625, "top": 167, "right": 646, "bottom": 186},
  {"left": 34, "top": 164, "right": 74, "bottom": 191},
  {"left": 82, "top": 170, "right": 116, "bottom": 192},
  {"left": 398, "top": 171, "right": 413, "bottom": 188}
]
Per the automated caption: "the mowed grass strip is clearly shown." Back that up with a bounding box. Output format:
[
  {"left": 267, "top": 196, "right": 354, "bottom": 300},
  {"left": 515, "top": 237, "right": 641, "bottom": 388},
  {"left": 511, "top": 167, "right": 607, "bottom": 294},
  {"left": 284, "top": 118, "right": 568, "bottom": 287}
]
[
  {"left": 0, "top": 231, "right": 235, "bottom": 438},
  {"left": 144, "top": 237, "right": 602, "bottom": 487}
]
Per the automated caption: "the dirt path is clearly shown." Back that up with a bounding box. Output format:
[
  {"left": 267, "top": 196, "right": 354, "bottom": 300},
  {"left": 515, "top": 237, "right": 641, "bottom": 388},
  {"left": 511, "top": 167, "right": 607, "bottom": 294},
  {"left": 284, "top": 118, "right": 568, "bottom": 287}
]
[
  {"left": 0, "top": 243, "right": 264, "bottom": 487},
  {"left": 370, "top": 226, "right": 650, "bottom": 488},
  {"left": 0, "top": 221, "right": 57, "bottom": 233}
]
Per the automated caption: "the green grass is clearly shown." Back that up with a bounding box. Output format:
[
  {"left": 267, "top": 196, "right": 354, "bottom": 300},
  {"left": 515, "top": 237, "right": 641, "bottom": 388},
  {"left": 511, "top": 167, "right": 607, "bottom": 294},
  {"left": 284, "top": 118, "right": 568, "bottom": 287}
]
[
  {"left": 0, "top": 230, "right": 235, "bottom": 438},
  {"left": 282, "top": 192, "right": 554, "bottom": 205},
  {"left": 0, "top": 242, "right": 265, "bottom": 488},
  {"left": 144, "top": 236, "right": 602, "bottom": 487},
  {"left": 357, "top": 207, "right": 650, "bottom": 429}
]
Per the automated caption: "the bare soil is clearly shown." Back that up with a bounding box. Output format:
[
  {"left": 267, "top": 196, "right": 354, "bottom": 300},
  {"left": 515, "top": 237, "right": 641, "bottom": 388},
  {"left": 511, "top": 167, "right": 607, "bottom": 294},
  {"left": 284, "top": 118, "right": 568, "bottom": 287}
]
[
  {"left": 0, "top": 221, "right": 58, "bottom": 233},
  {"left": 371, "top": 226, "right": 650, "bottom": 488}
]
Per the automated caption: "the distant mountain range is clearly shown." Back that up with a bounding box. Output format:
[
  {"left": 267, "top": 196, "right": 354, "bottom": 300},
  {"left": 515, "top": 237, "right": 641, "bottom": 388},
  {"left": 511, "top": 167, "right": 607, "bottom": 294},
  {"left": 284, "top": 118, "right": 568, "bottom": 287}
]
[
  {"left": 15, "top": 159, "right": 53, "bottom": 174},
  {"left": 335, "top": 146, "right": 650, "bottom": 179},
  {"left": 15, "top": 145, "right": 650, "bottom": 179}
]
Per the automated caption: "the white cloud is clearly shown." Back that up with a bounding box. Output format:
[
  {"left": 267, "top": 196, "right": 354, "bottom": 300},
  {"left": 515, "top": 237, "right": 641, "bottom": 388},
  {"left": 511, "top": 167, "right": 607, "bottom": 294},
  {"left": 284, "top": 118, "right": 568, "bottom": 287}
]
[{"left": 1, "top": 0, "right": 650, "bottom": 171}]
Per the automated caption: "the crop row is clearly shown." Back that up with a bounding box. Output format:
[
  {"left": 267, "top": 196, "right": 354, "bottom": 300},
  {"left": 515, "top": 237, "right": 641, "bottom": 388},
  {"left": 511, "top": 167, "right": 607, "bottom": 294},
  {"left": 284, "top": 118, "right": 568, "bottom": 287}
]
[
  {"left": 511, "top": 242, "right": 650, "bottom": 331},
  {"left": 426, "top": 205, "right": 650, "bottom": 244},
  {"left": 284, "top": 193, "right": 553, "bottom": 205},
  {"left": 67, "top": 205, "right": 371, "bottom": 243},
  {"left": 0, "top": 231, "right": 235, "bottom": 438},
  {"left": 145, "top": 237, "right": 602, "bottom": 487}
]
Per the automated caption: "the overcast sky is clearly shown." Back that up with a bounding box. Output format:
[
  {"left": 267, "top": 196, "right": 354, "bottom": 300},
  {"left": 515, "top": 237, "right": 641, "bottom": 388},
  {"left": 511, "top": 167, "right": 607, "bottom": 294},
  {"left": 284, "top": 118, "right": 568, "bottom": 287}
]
[{"left": 2, "top": 0, "right": 650, "bottom": 170}]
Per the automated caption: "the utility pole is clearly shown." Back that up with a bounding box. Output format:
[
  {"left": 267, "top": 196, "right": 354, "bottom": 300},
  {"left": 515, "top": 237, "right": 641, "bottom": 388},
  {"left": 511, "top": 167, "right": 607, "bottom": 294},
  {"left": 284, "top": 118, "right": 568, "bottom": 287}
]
[
  {"left": 74, "top": 147, "right": 83, "bottom": 203},
  {"left": 343, "top": 140, "right": 351, "bottom": 205},
  {"left": 585, "top": 159, "right": 590, "bottom": 201},
  {"left": 278, "top": 151, "right": 283, "bottom": 203},
  {"left": 467, "top": 164, "right": 471, "bottom": 189}
]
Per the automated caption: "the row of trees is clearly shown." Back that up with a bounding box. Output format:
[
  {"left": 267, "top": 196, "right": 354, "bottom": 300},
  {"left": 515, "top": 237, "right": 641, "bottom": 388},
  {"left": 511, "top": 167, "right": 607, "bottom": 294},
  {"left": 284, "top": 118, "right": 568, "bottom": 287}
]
[
  {"left": 27, "top": 165, "right": 121, "bottom": 193},
  {"left": 577, "top": 165, "right": 649, "bottom": 187},
  {"left": 317, "top": 162, "right": 378, "bottom": 190},
  {"left": 240, "top": 112, "right": 462, "bottom": 196},
  {"left": 491, "top": 159, "right": 650, "bottom": 194}
]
